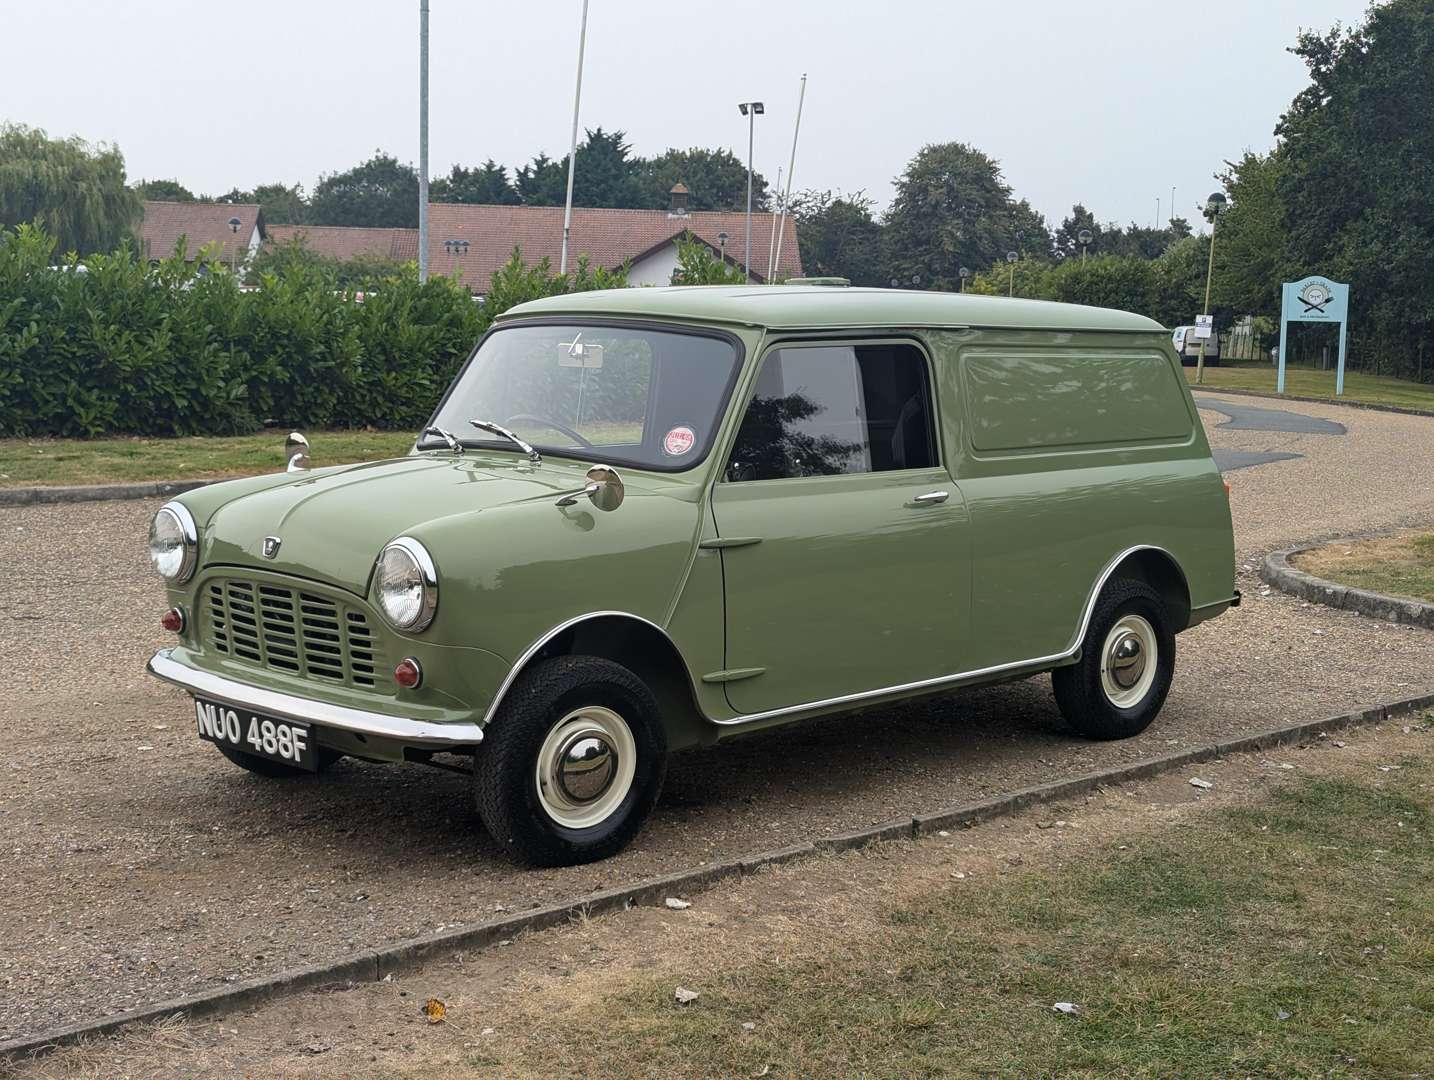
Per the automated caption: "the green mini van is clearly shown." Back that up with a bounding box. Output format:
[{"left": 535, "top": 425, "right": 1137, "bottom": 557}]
[{"left": 147, "top": 286, "right": 1237, "bottom": 866}]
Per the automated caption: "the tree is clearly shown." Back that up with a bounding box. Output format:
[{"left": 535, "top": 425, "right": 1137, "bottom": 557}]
[
  {"left": 0, "top": 124, "right": 142, "bottom": 255},
  {"left": 634, "top": 147, "right": 768, "bottom": 211},
  {"left": 884, "top": 142, "right": 1044, "bottom": 290},
  {"left": 1054, "top": 204, "right": 1102, "bottom": 260},
  {"left": 309, "top": 152, "right": 419, "bottom": 227},
  {"left": 136, "top": 179, "right": 196, "bottom": 202},
  {"left": 1274, "top": 0, "right": 1434, "bottom": 372},
  {"left": 432, "top": 159, "right": 519, "bottom": 205},
  {"left": 1211, "top": 151, "right": 1287, "bottom": 318},
  {"left": 514, "top": 152, "right": 568, "bottom": 206},
  {"left": 217, "top": 182, "right": 308, "bottom": 225},
  {"left": 788, "top": 189, "right": 886, "bottom": 285},
  {"left": 669, "top": 232, "right": 747, "bottom": 285}
]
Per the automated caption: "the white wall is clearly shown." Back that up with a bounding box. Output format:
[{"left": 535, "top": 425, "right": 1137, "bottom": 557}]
[{"left": 625, "top": 245, "right": 683, "bottom": 287}]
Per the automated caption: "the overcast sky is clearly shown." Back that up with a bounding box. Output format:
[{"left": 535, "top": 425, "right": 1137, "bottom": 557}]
[{"left": 4, "top": 0, "right": 1367, "bottom": 230}]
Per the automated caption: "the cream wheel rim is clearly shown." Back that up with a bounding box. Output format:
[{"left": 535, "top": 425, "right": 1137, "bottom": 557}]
[
  {"left": 534, "top": 706, "right": 637, "bottom": 829},
  {"left": 1100, "top": 614, "right": 1157, "bottom": 709}
]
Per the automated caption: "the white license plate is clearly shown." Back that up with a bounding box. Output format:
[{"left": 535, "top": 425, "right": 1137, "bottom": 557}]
[{"left": 193, "top": 698, "right": 317, "bottom": 771}]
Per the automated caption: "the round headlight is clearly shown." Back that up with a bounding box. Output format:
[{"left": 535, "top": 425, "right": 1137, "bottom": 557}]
[
  {"left": 375, "top": 537, "right": 438, "bottom": 632},
  {"left": 149, "top": 503, "right": 197, "bottom": 583}
]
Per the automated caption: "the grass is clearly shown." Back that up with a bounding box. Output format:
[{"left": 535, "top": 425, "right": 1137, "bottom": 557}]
[
  {"left": 0, "top": 430, "right": 417, "bottom": 487},
  {"left": 1186, "top": 361, "right": 1434, "bottom": 412},
  {"left": 1295, "top": 530, "right": 1434, "bottom": 604},
  {"left": 484, "top": 757, "right": 1434, "bottom": 1078}
]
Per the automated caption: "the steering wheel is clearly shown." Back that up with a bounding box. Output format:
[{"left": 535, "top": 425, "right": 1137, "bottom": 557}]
[{"left": 502, "top": 414, "right": 595, "bottom": 450}]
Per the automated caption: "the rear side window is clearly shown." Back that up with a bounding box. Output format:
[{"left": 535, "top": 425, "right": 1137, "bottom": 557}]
[
  {"left": 727, "top": 343, "right": 936, "bottom": 481},
  {"left": 963, "top": 350, "right": 1192, "bottom": 452}
]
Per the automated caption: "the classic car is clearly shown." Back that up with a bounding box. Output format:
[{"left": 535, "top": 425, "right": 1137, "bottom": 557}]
[{"left": 147, "top": 286, "right": 1237, "bottom": 866}]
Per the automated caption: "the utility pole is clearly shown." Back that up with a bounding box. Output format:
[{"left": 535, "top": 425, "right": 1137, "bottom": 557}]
[
  {"left": 417, "top": 0, "right": 429, "bottom": 284},
  {"left": 560, "top": 0, "right": 590, "bottom": 275},
  {"left": 738, "top": 101, "right": 764, "bottom": 284}
]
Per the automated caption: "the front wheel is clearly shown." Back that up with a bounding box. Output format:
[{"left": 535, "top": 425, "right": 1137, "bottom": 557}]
[
  {"left": 1052, "top": 578, "right": 1176, "bottom": 740},
  {"left": 474, "top": 656, "right": 667, "bottom": 867}
]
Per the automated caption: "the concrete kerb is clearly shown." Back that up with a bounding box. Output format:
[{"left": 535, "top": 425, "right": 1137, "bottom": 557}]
[
  {"left": 1191, "top": 383, "right": 1434, "bottom": 419},
  {"left": 0, "top": 479, "right": 216, "bottom": 508},
  {"left": 1262, "top": 545, "right": 1434, "bottom": 631},
  {"left": 4, "top": 692, "right": 1432, "bottom": 1064}
]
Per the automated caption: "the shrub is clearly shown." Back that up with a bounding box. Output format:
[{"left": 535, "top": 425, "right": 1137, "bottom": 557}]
[{"left": 0, "top": 226, "right": 623, "bottom": 437}]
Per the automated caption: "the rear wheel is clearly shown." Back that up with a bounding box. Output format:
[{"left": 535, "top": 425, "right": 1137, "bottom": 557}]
[
  {"left": 474, "top": 656, "right": 666, "bottom": 867},
  {"left": 1053, "top": 579, "right": 1175, "bottom": 740}
]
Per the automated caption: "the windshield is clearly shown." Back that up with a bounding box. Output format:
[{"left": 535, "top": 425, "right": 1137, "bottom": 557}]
[{"left": 424, "top": 323, "right": 741, "bottom": 471}]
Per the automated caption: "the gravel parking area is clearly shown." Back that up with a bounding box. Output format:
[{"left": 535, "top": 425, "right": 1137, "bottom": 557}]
[{"left": 2, "top": 393, "right": 1433, "bottom": 1041}]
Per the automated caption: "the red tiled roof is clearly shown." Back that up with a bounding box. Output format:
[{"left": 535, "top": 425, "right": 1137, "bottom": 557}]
[
  {"left": 267, "top": 224, "right": 419, "bottom": 262},
  {"left": 139, "top": 201, "right": 262, "bottom": 262},
  {"left": 425, "top": 204, "right": 802, "bottom": 292}
]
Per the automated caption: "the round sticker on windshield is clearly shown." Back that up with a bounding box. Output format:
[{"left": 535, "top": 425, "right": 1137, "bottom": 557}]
[{"left": 663, "top": 425, "right": 697, "bottom": 457}]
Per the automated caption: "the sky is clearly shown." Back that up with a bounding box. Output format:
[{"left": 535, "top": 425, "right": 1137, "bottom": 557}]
[{"left": 2, "top": 0, "right": 1370, "bottom": 230}]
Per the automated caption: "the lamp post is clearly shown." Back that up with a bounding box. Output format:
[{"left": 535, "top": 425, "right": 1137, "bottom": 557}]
[
  {"left": 227, "top": 216, "right": 241, "bottom": 275},
  {"left": 418, "top": 0, "right": 429, "bottom": 284},
  {"left": 559, "top": 0, "right": 591, "bottom": 275},
  {"left": 958, "top": 266, "right": 970, "bottom": 293},
  {"left": 1195, "top": 191, "right": 1228, "bottom": 386},
  {"left": 1006, "top": 250, "right": 1018, "bottom": 297},
  {"left": 738, "top": 100, "right": 763, "bottom": 284},
  {"left": 1077, "top": 228, "right": 1093, "bottom": 265},
  {"left": 717, "top": 231, "right": 729, "bottom": 266},
  {"left": 443, "top": 239, "right": 469, "bottom": 259}
]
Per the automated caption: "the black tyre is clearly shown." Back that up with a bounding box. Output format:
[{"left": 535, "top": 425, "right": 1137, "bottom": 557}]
[
  {"left": 215, "top": 743, "right": 342, "bottom": 777},
  {"left": 1052, "top": 578, "right": 1176, "bottom": 740},
  {"left": 474, "top": 656, "right": 667, "bottom": 868}
]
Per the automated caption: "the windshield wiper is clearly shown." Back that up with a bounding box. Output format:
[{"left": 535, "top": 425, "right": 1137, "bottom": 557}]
[
  {"left": 419, "top": 425, "right": 464, "bottom": 455},
  {"left": 469, "top": 419, "right": 542, "bottom": 465}
]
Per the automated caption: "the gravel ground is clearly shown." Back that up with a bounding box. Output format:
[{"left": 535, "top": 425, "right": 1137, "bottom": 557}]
[{"left": 2, "top": 394, "right": 1432, "bottom": 1042}]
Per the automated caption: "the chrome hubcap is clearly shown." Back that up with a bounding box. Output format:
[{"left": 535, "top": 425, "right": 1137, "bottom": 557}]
[
  {"left": 535, "top": 706, "right": 637, "bottom": 830},
  {"left": 554, "top": 733, "right": 618, "bottom": 804},
  {"left": 1100, "top": 615, "right": 1158, "bottom": 709}
]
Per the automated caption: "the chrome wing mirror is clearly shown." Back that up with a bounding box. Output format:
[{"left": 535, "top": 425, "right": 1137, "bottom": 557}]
[
  {"left": 285, "top": 431, "right": 311, "bottom": 472},
  {"left": 555, "top": 464, "right": 625, "bottom": 512}
]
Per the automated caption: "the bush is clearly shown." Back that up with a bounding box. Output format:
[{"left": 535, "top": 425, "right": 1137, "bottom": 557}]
[{"left": 0, "top": 226, "right": 623, "bottom": 437}]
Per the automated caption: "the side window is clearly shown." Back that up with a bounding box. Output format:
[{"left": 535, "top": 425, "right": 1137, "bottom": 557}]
[{"left": 726, "top": 343, "right": 936, "bottom": 481}]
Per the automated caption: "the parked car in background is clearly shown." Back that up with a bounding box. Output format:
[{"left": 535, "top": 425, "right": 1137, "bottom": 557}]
[
  {"left": 1171, "top": 325, "right": 1221, "bottom": 366},
  {"left": 146, "top": 286, "right": 1238, "bottom": 867}
]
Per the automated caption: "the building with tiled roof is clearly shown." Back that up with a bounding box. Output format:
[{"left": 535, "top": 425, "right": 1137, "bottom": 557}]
[
  {"left": 266, "top": 224, "right": 419, "bottom": 262},
  {"left": 426, "top": 192, "right": 801, "bottom": 293},
  {"left": 138, "top": 201, "right": 264, "bottom": 265}
]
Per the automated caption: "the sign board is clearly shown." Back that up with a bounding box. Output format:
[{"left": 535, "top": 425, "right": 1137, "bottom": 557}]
[
  {"left": 1278, "top": 276, "right": 1351, "bottom": 395},
  {"left": 1192, "top": 314, "right": 1213, "bottom": 340}
]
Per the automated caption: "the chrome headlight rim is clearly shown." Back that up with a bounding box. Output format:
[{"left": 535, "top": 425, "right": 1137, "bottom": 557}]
[
  {"left": 375, "top": 536, "right": 439, "bottom": 633},
  {"left": 150, "top": 501, "right": 198, "bottom": 583}
]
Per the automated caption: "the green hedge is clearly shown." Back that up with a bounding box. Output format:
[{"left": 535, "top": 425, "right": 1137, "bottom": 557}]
[{"left": 0, "top": 226, "right": 624, "bottom": 437}]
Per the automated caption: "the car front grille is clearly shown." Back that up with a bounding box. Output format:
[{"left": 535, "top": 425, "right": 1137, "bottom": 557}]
[{"left": 205, "top": 577, "right": 381, "bottom": 688}]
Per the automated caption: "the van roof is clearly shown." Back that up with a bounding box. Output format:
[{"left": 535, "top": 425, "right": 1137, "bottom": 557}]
[{"left": 499, "top": 285, "right": 1166, "bottom": 334}]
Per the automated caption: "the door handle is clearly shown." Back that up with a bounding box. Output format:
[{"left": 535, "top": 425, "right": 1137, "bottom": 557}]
[{"left": 911, "top": 490, "right": 949, "bottom": 505}]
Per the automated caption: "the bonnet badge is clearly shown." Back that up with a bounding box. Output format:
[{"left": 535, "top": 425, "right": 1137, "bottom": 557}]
[{"left": 262, "top": 536, "right": 282, "bottom": 560}]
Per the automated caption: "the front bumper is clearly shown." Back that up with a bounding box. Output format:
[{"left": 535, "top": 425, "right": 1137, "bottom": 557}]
[{"left": 147, "top": 648, "right": 483, "bottom": 747}]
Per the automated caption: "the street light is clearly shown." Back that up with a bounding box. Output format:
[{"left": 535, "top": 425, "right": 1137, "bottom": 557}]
[
  {"left": 1006, "top": 250, "right": 1018, "bottom": 297},
  {"left": 227, "top": 216, "right": 242, "bottom": 275},
  {"left": 738, "top": 101, "right": 764, "bottom": 284},
  {"left": 443, "top": 239, "right": 470, "bottom": 257},
  {"left": 1077, "top": 228, "right": 1093, "bottom": 265},
  {"left": 1195, "top": 191, "right": 1229, "bottom": 385},
  {"left": 717, "top": 231, "right": 729, "bottom": 265},
  {"left": 958, "top": 266, "right": 970, "bottom": 292}
]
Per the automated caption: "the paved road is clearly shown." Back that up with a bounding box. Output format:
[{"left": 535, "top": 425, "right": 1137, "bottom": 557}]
[{"left": 3, "top": 393, "right": 1433, "bottom": 1040}]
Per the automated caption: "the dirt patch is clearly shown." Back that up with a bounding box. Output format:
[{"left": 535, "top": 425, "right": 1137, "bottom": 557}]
[
  {"left": 1293, "top": 528, "right": 1434, "bottom": 604},
  {"left": 11, "top": 718, "right": 1431, "bottom": 1079}
]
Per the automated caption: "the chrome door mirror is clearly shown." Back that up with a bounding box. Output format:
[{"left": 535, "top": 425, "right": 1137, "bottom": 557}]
[
  {"left": 586, "top": 464, "right": 624, "bottom": 512},
  {"left": 555, "top": 464, "right": 625, "bottom": 512},
  {"left": 285, "top": 431, "right": 310, "bottom": 472}
]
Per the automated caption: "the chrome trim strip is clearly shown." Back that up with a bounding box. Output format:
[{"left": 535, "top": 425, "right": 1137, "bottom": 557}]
[
  {"left": 147, "top": 649, "right": 483, "bottom": 746},
  {"left": 709, "top": 544, "right": 1180, "bottom": 727},
  {"left": 480, "top": 546, "right": 1183, "bottom": 732},
  {"left": 479, "top": 610, "right": 700, "bottom": 728}
]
